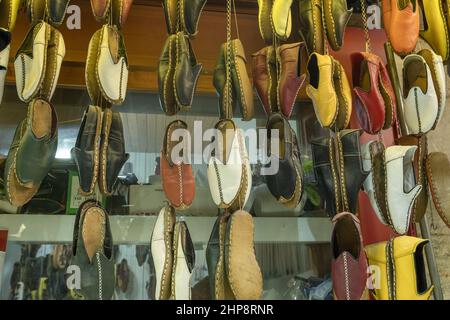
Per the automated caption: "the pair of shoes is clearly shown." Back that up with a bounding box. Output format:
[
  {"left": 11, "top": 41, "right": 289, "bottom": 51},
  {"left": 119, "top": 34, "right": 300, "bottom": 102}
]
[
  {"left": 207, "top": 119, "right": 252, "bottom": 211},
  {"left": 306, "top": 53, "right": 352, "bottom": 131},
  {"left": 213, "top": 39, "right": 254, "bottom": 120},
  {"left": 351, "top": 52, "right": 397, "bottom": 135},
  {"left": 0, "top": 0, "right": 20, "bottom": 31},
  {"left": 161, "top": 120, "right": 195, "bottom": 210},
  {"left": 401, "top": 49, "right": 446, "bottom": 134},
  {"left": 27, "top": 0, "right": 71, "bottom": 26},
  {"left": 360, "top": 141, "right": 422, "bottom": 235},
  {"left": 14, "top": 21, "right": 66, "bottom": 102},
  {"left": 71, "top": 200, "right": 115, "bottom": 300},
  {"left": 163, "top": 0, "right": 207, "bottom": 36},
  {"left": 206, "top": 211, "right": 263, "bottom": 300},
  {"left": 150, "top": 205, "right": 195, "bottom": 300},
  {"left": 90, "top": 0, "right": 133, "bottom": 28},
  {"left": 426, "top": 152, "right": 450, "bottom": 229},
  {"left": 331, "top": 212, "right": 369, "bottom": 300},
  {"left": 86, "top": 24, "right": 129, "bottom": 105},
  {"left": 252, "top": 43, "right": 307, "bottom": 118},
  {"left": 298, "top": 0, "right": 351, "bottom": 54},
  {"left": 265, "top": 113, "right": 304, "bottom": 208},
  {"left": 365, "top": 236, "right": 433, "bottom": 300},
  {"left": 4, "top": 99, "right": 58, "bottom": 207},
  {"left": 311, "top": 130, "right": 368, "bottom": 217},
  {"left": 382, "top": 0, "right": 419, "bottom": 56},
  {"left": 71, "top": 106, "right": 129, "bottom": 196},
  {"left": 0, "top": 28, "right": 11, "bottom": 104},
  {"left": 158, "top": 32, "right": 202, "bottom": 116}
]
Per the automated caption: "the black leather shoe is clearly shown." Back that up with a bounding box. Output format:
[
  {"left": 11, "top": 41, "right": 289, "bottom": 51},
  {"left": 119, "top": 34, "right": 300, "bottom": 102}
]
[
  {"left": 71, "top": 199, "right": 115, "bottom": 300},
  {"left": 71, "top": 105, "right": 103, "bottom": 196},
  {"left": 158, "top": 35, "right": 178, "bottom": 115},
  {"left": 48, "top": 0, "right": 71, "bottom": 26},
  {"left": 99, "top": 108, "right": 129, "bottom": 196},
  {"left": 265, "top": 113, "right": 303, "bottom": 208},
  {"left": 175, "top": 32, "right": 202, "bottom": 110},
  {"left": 182, "top": 0, "right": 207, "bottom": 36}
]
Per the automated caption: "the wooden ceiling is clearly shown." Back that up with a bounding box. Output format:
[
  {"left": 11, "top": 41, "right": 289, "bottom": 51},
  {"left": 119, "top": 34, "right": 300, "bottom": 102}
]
[{"left": 134, "top": 0, "right": 258, "bottom": 13}]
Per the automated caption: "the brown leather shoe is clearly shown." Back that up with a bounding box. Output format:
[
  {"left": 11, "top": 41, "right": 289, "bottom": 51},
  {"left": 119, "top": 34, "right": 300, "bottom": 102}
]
[
  {"left": 278, "top": 42, "right": 306, "bottom": 118},
  {"left": 161, "top": 120, "right": 195, "bottom": 210},
  {"left": 252, "top": 46, "right": 272, "bottom": 115}
]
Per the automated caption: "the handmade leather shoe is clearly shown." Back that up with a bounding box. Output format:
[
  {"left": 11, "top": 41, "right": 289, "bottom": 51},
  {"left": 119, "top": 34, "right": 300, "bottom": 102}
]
[
  {"left": 151, "top": 205, "right": 176, "bottom": 300},
  {"left": 162, "top": 0, "right": 178, "bottom": 34},
  {"left": 158, "top": 34, "right": 177, "bottom": 115},
  {"left": 252, "top": 46, "right": 275, "bottom": 115},
  {"left": 225, "top": 210, "right": 262, "bottom": 300},
  {"left": 0, "top": 0, "right": 20, "bottom": 31},
  {"left": 174, "top": 32, "right": 202, "bottom": 111},
  {"left": 323, "top": 0, "right": 352, "bottom": 51},
  {"left": 28, "top": 0, "right": 70, "bottom": 26},
  {"left": 71, "top": 106, "right": 103, "bottom": 196},
  {"left": 306, "top": 53, "right": 337, "bottom": 129},
  {"left": 161, "top": 120, "right": 195, "bottom": 210},
  {"left": 278, "top": 42, "right": 306, "bottom": 118},
  {"left": 99, "top": 108, "right": 129, "bottom": 196},
  {"left": 426, "top": 152, "right": 450, "bottom": 229},
  {"left": 181, "top": 0, "right": 207, "bottom": 36},
  {"left": 171, "top": 221, "right": 195, "bottom": 300},
  {"left": 331, "top": 212, "right": 368, "bottom": 300},
  {"left": 207, "top": 119, "right": 252, "bottom": 210},
  {"left": 111, "top": 0, "right": 133, "bottom": 28},
  {"left": 385, "top": 145, "right": 422, "bottom": 234},
  {"left": 351, "top": 52, "right": 396, "bottom": 134},
  {"left": 365, "top": 236, "right": 433, "bottom": 300},
  {"left": 48, "top": 0, "right": 71, "bottom": 26},
  {"left": 27, "top": 0, "right": 46, "bottom": 25},
  {"left": 0, "top": 28, "right": 11, "bottom": 104},
  {"left": 418, "top": 49, "right": 446, "bottom": 130},
  {"left": 71, "top": 200, "right": 115, "bottom": 300},
  {"left": 91, "top": 0, "right": 111, "bottom": 23},
  {"left": 399, "top": 135, "right": 428, "bottom": 223},
  {"left": 418, "top": 0, "right": 448, "bottom": 62},
  {"left": 272, "top": 0, "right": 292, "bottom": 41},
  {"left": 258, "top": 0, "right": 274, "bottom": 44},
  {"left": 298, "top": 0, "right": 324, "bottom": 55},
  {"left": 5, "top": 99, "right": 58, "bottom": 207},
  {"left": 213, "top": 42, "right": 229, "bottom": 118},
  {"left": 86, "top": 28, "right": 103, "bottom": 104},
  {"left": 15, "top": 21, "right": 51, "bottom": 103},
  {"left": 385, "top": 0, "right": 419, "bottom": 55},
  {"left": 265, "top": 113, "right": 303, "bottom": 208},
  {"left": 332, "top": 58, "right": 352, "bottom": 130},
  {"left": 96, "top": 25, "right": 129, "bottom": 105},
  {"left": 402, "top": 54, "right": 438, "bottom": 134}
]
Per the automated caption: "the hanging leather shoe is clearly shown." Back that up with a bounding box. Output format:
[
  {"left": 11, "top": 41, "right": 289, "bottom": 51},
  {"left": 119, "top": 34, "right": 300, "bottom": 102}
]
[
  {"left": 161, "top": 120, "right": 195, "bottom": 210},
  {"left": 426, "top": 152, "right": 450, "bottom": 229},
  {"left": 99, "top": 108, "right": 129, "bottom": 196},
  {"left": 271, "top": 0, "right": 292, "bottom": 41},
  {"left": 0, "top": 0, "right": 20, "bottom": 31},
  {"left": 71, "top": 105, "right": 103, "bottom": 196},
  {"left": 162, "top": 0, "right": 179, "bottom": 34},
  {"left": 158, "top": 34, "right": 178, "bottom": 115},
  {"left": 298, "top": 0, "right": 324, "bottom": 55},
  {"left": 331, "top": 212, "right": 369, "bottom": 300},
  {"left": 90, "top": 0, "right": 111, "bottom": 23},
  {"left": 0, "top": 28, "right": 11, "bottom": 104},
  {"left": 257, "top": 0, "right": 274, "bottom": 44},
  {"left": 402, "top": 54, "right": 438, "bottom": 134},
  {"left": 252, "top": 46, "right": 276, "bottom": 115},
  {"left": 111, "top": 0, "right": 133, "bottom": 29},
  {"left": 181, "top": 0, "right": 207, "bottom": 36},
  {"left": 418, "top": 0, "right": 448, "bottom": 62},
  {"left": 323, "top": 0, "right": 353, "bottom": 51},
  {"left": 71, "top": 200, "right": 115, "bottom": 300},
  {"left": 28, "top": 0, "right": 70, "bottom": 26}
]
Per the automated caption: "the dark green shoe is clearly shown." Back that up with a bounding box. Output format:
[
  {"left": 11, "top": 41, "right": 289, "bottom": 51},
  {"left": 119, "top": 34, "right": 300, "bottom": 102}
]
[
  {"left": 323, "top": 0, "right": 353, "bottom": 51},
  {"left": 71, "top": 199, "right": 115, "bottom": 300},
  {"left": 298, "top": 0, "right": 324, "bottom": 55}
]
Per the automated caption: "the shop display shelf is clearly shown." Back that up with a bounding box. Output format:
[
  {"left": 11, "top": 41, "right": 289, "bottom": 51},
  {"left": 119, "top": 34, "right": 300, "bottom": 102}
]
[{"left": 0, "top": 214, "right": 332, "bottom": 245}]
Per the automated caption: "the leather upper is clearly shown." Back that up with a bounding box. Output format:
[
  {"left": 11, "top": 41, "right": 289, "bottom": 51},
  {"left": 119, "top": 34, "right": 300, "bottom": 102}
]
[
  {"left": 41, "top": 27, "right": 66, "bottom": 101},
  {"left": 323, "top": 0, "right": 352, "bottom": 51},
  {"left": 91, "top": 0, "right": 111, "bottom": 23},
  {"left": 0, "top": 0, "right": 20, "bottom": 31},
  {"left": 331, "top": 212, "right": 368, "bottom": 300},
  {"left": 426, "top": 152, "right": 450, "bottom": 229},
  {"left": 252, "top": 46, "right": 278, "bottom": 115},
  {"left": 298, "top": 0, "right": 324, "bottom": 55},
  {"left": 418, "top": 0, "right": 448, "bottom": 61},
  {"left": 28, "top": 0, "right": 70, "bottom": 26},
  {"left": 182, "top": 0, "right": 207, "bottom": 36},
  {"left": 161, "top": 120, "right": 196, "bottom": 210},
  {"left": 158, "top": 34, "right": 177, "bottom": 115},
  {"left": 402, "top": 54, "right": 438, "bottom": 134},
  {"left": 257, "top": 0, "right": 274, "bottom": 44},
  {"left": 271, "top": 0, "right": 292, "bottom": 41}
]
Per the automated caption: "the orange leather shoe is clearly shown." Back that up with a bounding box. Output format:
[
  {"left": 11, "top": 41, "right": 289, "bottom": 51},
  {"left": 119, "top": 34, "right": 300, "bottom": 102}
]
[{"left": 386, "top": 0, "right": 419, "bottom": 55}]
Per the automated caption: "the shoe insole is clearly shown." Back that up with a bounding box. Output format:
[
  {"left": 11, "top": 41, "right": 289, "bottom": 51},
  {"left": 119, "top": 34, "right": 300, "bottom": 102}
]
[
  {"left": 332, "top": 216, "right": 360, "bottom": 259},
  {"left": 307, "top": 54, "right": 319, "bottom": 88},
  {"left": 360, "top": 60, "right": 371, "bottom": 92},
  {"left": 414, "top": 241, "right": 429, "bottom": 294},
  {"left": 32, "top": 100, "right": 52, "bottom": 139},
  {"left": 82, "top": 207, "right": 105, "bottom": 262},
  {"left": 405, "top": 61, "right": 427, "bottom": 94},
  {"left": 403, "top": 148, "right": 417, "bottom": 193}
]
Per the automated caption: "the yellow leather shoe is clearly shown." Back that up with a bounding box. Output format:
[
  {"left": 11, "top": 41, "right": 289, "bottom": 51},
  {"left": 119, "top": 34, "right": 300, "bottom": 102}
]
[
  {"left": 365, "top": 236, "right": 434, "bottom": 300},
  {"left": 419, "top": 0, "right": 449, "bottom": 61},
  {"left": 258, "top": 0, "right": 274, "bottom": 44},
  {"left": 272, "top": 0, "right": 292, "bottom": 41},
  {"left": 306, "top": 53, "right": 337, "bottom": 129},
  {"left": 0, "top": 0, "right": 20, "bottom": 31}
]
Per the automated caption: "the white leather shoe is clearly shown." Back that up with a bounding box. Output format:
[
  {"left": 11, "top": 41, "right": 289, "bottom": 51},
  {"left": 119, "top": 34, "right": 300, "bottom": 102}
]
[
  {"left": 361, "top": 141, "right": 388, "bottom": 225},
  {"left": 418, "top": 49, "right": 446, "bottom": 130},
  {"left": 41, "top": 27, "right": 65, "bottom": 100},
  {"left": 272, "top": 0, "right": 292, "bottom": 40},
  {"left": 385, "top": 145, "right": 422, "bottom": 234},
  {"left": 171, "top": 221, "right": 195, "bottom": 300},
  {"left": 402, "top": 54, "right": 438, "bottom": 134},
  {"left": 14, "top": 21, "right": 50, "bottom": 102},
  {"left": 96, "top": 25, "right": 129, "bottom": 105},
  {"left": 150, "top": 205, "right": 176, "bottom": 300},
  {"left": 0, "top": 28, "right": 11, "bottom": 104},
  {"left": 207, "top": 119, "right": 252, "bottom": 210}
]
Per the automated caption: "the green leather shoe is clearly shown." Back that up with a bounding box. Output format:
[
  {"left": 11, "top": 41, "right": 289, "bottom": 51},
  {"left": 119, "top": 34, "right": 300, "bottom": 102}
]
[
  {"left": 71, "top": 200, "right": 115, "bottom": 300},
  {"left": 323, "top": 0, "right": 353, "bottom": 51},
  {"left": 298, "top": 0, "right": 324, "bottom": 55},
  {"left": 5, "top": 98, "right": 57, "bottom": 207}
]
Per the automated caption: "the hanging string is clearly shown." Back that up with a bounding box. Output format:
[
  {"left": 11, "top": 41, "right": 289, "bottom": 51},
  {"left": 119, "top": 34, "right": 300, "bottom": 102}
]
[
  {"left": 320, "top": 0, "right": 329, "bottom": 55},
  {"left": 360, "top": 0, "right": 372, "bottom": 53},
  {"left": 232, "top": 0, "right": 240, "bottom": 40},
  {"left": 225, "top": 0, "right": 233, "bottom": 119}
]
